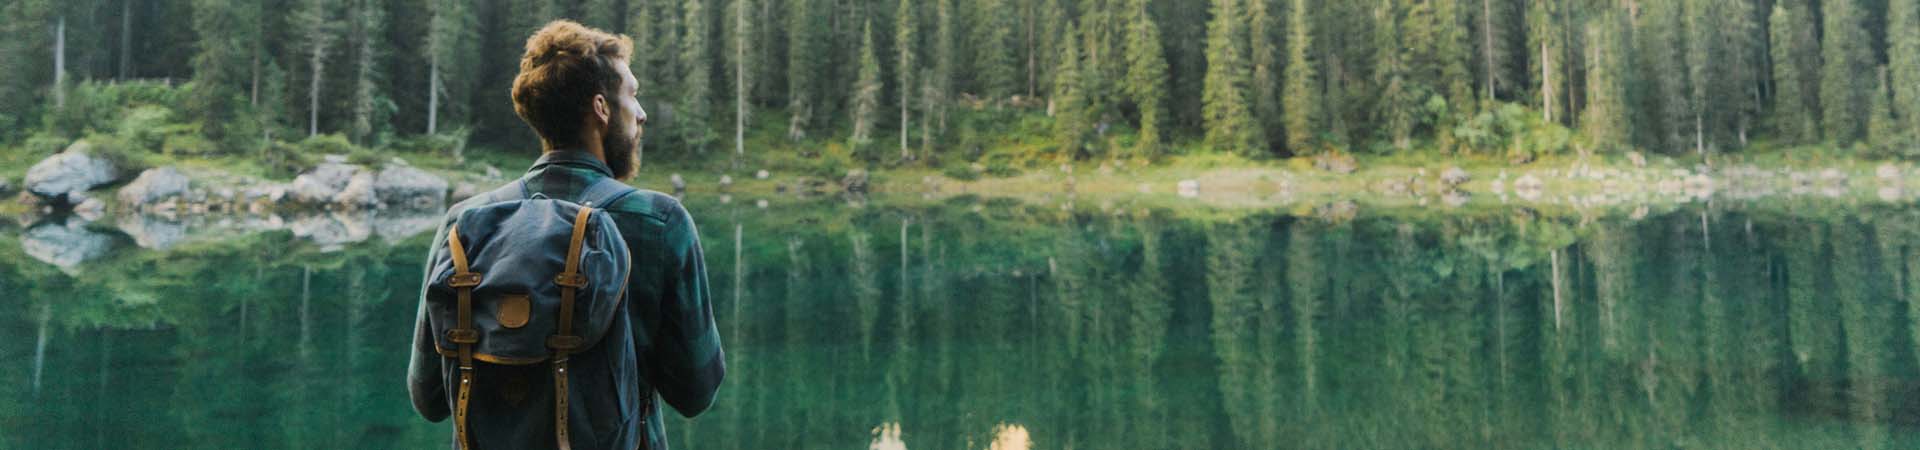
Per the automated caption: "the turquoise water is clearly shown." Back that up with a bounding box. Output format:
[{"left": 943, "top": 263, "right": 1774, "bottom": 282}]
[{"left": 6, "top": 198, "right": 1920, "bottom": 449}]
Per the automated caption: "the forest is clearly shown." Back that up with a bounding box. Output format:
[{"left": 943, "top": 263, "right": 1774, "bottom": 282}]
[{"left": 1, "top": 0, "right": 1918, "bottom": 172}]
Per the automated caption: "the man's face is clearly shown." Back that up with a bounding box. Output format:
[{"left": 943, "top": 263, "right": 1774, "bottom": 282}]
[{"left": 602, "top": 62, "right": 645, "bottom": 179}]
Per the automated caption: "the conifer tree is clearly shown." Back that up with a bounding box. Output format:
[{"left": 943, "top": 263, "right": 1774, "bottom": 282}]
[
  {"left": 973, "top": 0, "right": 1019, "bottom": 100},
  {"left": 1821, "top": 0, "right": 1873, "bottom": 143},
  {"left": 1768, "top": 1, "right": 1818, "bottom": 144},
  {"left": 931, "top": 0, "right": 953, "bottom": 131},
  {"left": 1248, "top": 0, "right": 1281, "bottom": 152},
  {"left": 348, "top": 0, "right": 387, "bottom": 146},
  {"left": 427, "top": 0, "right": 479, "bottom": 135},
  {"left": 1054, "top": 22, "right": 1093, "bottom": 157},
  {"left": 295, "top": 0, "right": 336, "bottom": 137},
  {"left": 1889, "top": 0, "right": 1920, "bottom": 137},
  {"left": 728, "top": 0, "right": 751, "bottom": 161},
  {"left": 1373, "top": 0, "right": 1415, "bottom": 151},
  {"left": 851, "top": 20, "right": 882, "bottom": 154},
  {"left": 1282, "top": 0, "right": 1319, "bottom": 154},
  {"left": 1582, "top": 11, "right": 1630, "bottom": 152},
  {"left": 1526, "top": 0, "right": 1565, "bottom": 123},
  {"left": 1036, "top": 0, "right": 1067, "bottom": 97},
  {"left": 786, "top": 0, "right": 823, "bottom": 140},
  {"left": 1869, "top": 66, "right": 1901, "bottom": 154},
  {"left": 679, "top": 0, "right": 716, "bottom": 152},
  {"left": 1122, "top": 0, "right": 1167, "bottom": 156},
  {"left": 1202, "top": 0, "right": 1262, "bottom": 153},
  {"left": 190, "top": 0, "right": 262, "bottom": 147}
]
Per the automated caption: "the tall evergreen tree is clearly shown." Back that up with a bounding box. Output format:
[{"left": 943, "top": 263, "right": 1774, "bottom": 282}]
[
  {"left": 931, "top": 0, "right": 953, "bottom": 131},
  {"left": 1526, "top": 0, "right": 1566, "bottom": 123},
  {"left": 1821, "top": 0, "right": 1873, "bottom": 143},
  {"left": 851, "top": 20, "right": 882, "bottom": 153},
  {"left": 1053, "top": 22, "right": 1094, "bottom": 157},
  {"left": 786, "top": 0, "right": 823, "bottom": 140},
  {"left": 972, "top": 0, "right": 1018, "bottom": 100},
  {"left": 427, "top": 0, "right": 478, "bottom": 135},
  {"left": 1768, "top": 1, "right": 1819, "bottom": 144},
  {"left": 1248, "top": 0, "right": 1281, "bottom": 152},
  {"left": 1889, "top": 0, "right": 1920, "bottom": 137},
  {"left": 1582, "top": 11, "right": 1630, "bottom": 152},
  {"left": 1036, "top": 0, "right": 1066, "bottom": 97},
  {"left": 1373, "top": 0, "right": 1416, "bottom": 151},
  {"left": 294, "top": 0, "right": 336, "bottom": 137},
  {"left": 728, "top": 0, "right": 752, "bottom": 161},
  {"left": 678, "top": 0, "right": 716, "bottom": 153},
  {"left": 1869, "top": 66, "right": 1901, "bottom": 153},
  {"left": 347, "top": 0, "right": 388, "bottom": 146},
  {"left": 1281, "top": 0, "right": 1319, "bottom": 154},
  {"left": 1122, "top": 0, "right": 1167, "bottom": 156},
  {"left": 190, "top": 0, "right": 263, "bottom": 147},
  {"left": 1202, "top": 0, "right": 1263, "bottom": 153}
]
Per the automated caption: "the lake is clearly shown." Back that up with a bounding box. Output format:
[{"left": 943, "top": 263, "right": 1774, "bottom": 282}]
[{"left": 6, "top": 195, "right": 1920, "bottom": 449}]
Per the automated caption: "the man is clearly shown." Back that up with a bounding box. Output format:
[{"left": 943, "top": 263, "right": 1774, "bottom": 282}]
[{"left": 409, "top": 20, "right": 725, "bottom": 450}]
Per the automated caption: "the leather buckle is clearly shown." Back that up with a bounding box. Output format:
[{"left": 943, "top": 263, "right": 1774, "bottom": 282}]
[
  {"left": 547, "top": 335, "right": 584, "bottom": 351},
  {"left": 554, "top": 273, "right": 588, "bottom": 288},
  {"left": 447, "top": 329, "right": 480, "bottom": 344},
  {"left": 449, "top": 273, "right": 482, "bottom": 288}
]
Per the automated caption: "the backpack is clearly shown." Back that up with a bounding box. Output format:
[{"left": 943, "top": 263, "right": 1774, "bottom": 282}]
[{"left": 425, "top": 177, "right": 635, "bottom": 450}]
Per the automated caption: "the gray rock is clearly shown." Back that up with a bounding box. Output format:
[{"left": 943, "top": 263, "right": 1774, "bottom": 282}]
[
  {"left": 290, "top": 163, "right": 363, "bottom": 204},
  {"left": 1627, "top": 151, "right": 1648, "bottom": 168},
  {"left": 1440, "top": 167, "right": 1470, "bottom": 186},
  {"left": 0, "top": 177, "right": 12, "bottom": 194},
  {"left": 719, "top": 174, "right": 733, "bottom": 188},
  {"left": 1176, "top": 179, "right": 1200, "bottom": 198},
  {"left": 73, "top": 196, "right": 106, "bottom": 222},
  {"left": 1878, "top": 163, "right": 1902, "bottom": 180},
  {"left": 331, "top": 171, "right": 380, "bottom": 209},
  {"left": 24, "top": 140, "right": 120, "bottom": 204},
  {"left": 1313, "top": 153, "right": 1358, "bottom": 174},
  {"left": 22, "top": 218, "right": 115, "bottom": 273},
  {"left": 116, "top": 213, "right": 188, "bottom": 250},
  {"left": 374, "top": 165, "right": 449, "bottom": 209},
  {"left": 117, "top": 167, "right": 191, "bottom": 209},
  {"left": 755, "top": 170, "right": 770, "bottom": 180},
  {"left": 670, "top": 173, "right": 688, "bottom": 192},
  {"left": 841, "top": 169, "right": 869, "bottom": 193}
]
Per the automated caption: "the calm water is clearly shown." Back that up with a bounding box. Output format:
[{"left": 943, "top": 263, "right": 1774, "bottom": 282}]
[{"left": 6, "top": 197, "right": 1920, "bottom": 449}]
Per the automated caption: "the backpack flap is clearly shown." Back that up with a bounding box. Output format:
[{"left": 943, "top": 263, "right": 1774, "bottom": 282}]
[{"left": 426, "top": 199, "right": 632, "bottom": 364}]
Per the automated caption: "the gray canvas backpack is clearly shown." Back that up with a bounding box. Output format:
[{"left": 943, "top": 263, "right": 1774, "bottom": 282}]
[{"left": 424, "top": 178, "right": 634, "bottom": 450}]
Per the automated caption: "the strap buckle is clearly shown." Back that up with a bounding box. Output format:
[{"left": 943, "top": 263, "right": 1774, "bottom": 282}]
[
  {"left": 554, "top": 273, "right": 588, "bottom": 288},
  {"left": 447, "top": 328, "right": 480, "bottom": 344},
  {"left": 449, "top": 273, "right": 483, "bottom": 288},
  {"left": 547, "top": 335, "right": 584, "bottom": 351}
]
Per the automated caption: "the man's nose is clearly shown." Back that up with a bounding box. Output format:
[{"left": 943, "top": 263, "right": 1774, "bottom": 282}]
[{"left": 635, "top": 103, "right": 648, "bottom": 126}]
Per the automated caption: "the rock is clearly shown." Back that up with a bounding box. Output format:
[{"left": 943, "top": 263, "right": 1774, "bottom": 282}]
[
  {"left": 484, "top": 165, "right": 504, "bottom": 179},
  {"left": 1627, "top": 151, "right": 1648, "bottom": 168},
  {"left": 719, "top": 174, "right": 734, "bottom": 187},
  {"left": 841, "top": 169, "right": 870, "bottom": 193},
  {"left": 1313, "top": 153, "right": 1358, "bottom": 174},
  {"left": 24, "top": 140, "right": 120, "bottom": 204},
  {"left": 323, "top": 154, "right": 349, "bottom": 164},
  {"left": 332, "top": 171, "right": 380, "bottom": 208},
  {"left": 290, "top": 163, "right": 364, "bottom": 204},
  {"left": 1440, "top": 167, "right": 1470, "bottom": 186},
  {"left": 1514, "top": 174, "right": 1544, "bottom": 191},
  {"left": 1878, "top": 163, "right": 1902, "bottom": 180},
  {"left": 0, "top": 177, "right": 11, "bottom": 194},
  {"left": 1442, "top": 190, "right": 1470, "bottom": 208},
  {"left": 117, "top": 167, "right": 191, "bottom": 209},
  {"left": 117, "top": 213, "right": 188, "bottom": 250},
  {"left": 1821, "top": 168, "right": 1846, "bottom": 181},
  {"left": 1176, "top": 179, "right": 1200, "bottom": 198},
  {"left": 374, "top": 212, "right": 441, "bottom": 243},
  {"left": 755, "top": 170, "right": 770, "bottom": 180},
  {"left": 670, "top": 173, "right": 688, "bottom": 192},
  {"left": 373, "top": 165, "right": 449, "bottom": 209},
  {"left": 73, "top": 196, "right": 106, "bottom": 221},
  {"left": 969, "top": 163, "right": 987, "bottom": 173},
  {"left": 291, "top": 211, "right": 372, "bottom": 251},
  {"left": 22, "top": 218, "right": 116, "bottom": 274}
]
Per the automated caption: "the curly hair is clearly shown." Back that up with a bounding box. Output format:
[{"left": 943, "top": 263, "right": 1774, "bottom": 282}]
[{"left": 511, "top": 20, "right": 635, "bottom": 150}]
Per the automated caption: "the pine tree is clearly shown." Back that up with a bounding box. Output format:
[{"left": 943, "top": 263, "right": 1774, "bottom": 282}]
[
  {"left": 786, "top": 0, "right": 823, "bottom": 140},
  {"left": 1890, "top": 0, "right": 1920, "bottom": 138},
  {"left": 1768, "top": 1, "right": 1818, "bottom": 144},
  {"left": 1582, "top": 11, "right": 1630, "bottom": 152},
  {"left": 1202, "top": 0, "right": 1263, "bottom": 154},
  {"left": 294, "top": 0, "right": 336, "bottom": 137},
  {"left": 1248, "top": 0, "right": 1281, "bottom": 152},
  {"left": 972, "top": 0, "right": 1019, "bottom": 100},
  {"left": 1053, "top": 22, "right": 1094, "bottom": 157},
  {"left": 1526, "top": 0, "right": 1565, "bottom": 123},
  {"left": 895, "top": 0, "right": 916, "bottom": 160},
  {"left": 851, "top": 20, "right": 882, "bottom": 154},
  {"left": 1122, "top": 0, "right": 1167, "bottom": 156},
  {"left": 427, "top": 0, "right": 478, "bottom": 135},
  {"left": 348, "top": 0, "right": 388, "bottom": 147},
  {"left": 1869, "top": 66, "right": 1901, "bottom": 154},
  {"left": 1821, "top": 0, "right": 1873, "bottom": 144},
  {"left": 679, "top": 0, "right": 716, "bottom": 152},
  {"left": 1036, "top": 0, "right": 1066, "bottom": 97},
  {"left": 1282, "top": 0, "right": 1320, "bottom": 154},
  {"left": 190, "top": 0, "right": 262, "bottom": 147},
  {"left": 931, "top": 0, "right": 953, "bottom": 132},
  {"left": 1372, "top": 0, "right": 1416, "bottom": 151},
  {"left": 1640, "top": 0, "right": 1691, "bottom": 152}
]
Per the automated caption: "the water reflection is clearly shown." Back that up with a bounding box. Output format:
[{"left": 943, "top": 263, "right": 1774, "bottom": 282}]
[{"left": 4, "top": 200, "right": 1920, "bottom": 448}]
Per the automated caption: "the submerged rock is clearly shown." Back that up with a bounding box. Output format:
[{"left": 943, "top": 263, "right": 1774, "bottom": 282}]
[
  {"left": 116, "top": 213, "right": 189, "bottom": 250},
  {"left": 25, "top": 140, "right": 120, "bottom": 204},
  {"left": 117, "top": 167, "right": 191, "bottom": 209}
]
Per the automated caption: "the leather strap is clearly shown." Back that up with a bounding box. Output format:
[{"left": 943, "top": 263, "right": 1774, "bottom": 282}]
[
  {"left": 550, "top": 206, "right": 594, "bottom": 450},
  {"left": 447, "top": 226, "right": 482, "bottom": 450}
]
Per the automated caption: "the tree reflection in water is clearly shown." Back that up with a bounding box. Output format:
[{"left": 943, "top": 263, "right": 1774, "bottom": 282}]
[{"left": 5, "top": 201, "right": 1920, "bottom": 448}]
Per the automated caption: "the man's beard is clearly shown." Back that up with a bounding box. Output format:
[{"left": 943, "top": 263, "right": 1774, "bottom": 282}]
[{"left": 602, "top": 117, "right": 639, "bottom": 180}]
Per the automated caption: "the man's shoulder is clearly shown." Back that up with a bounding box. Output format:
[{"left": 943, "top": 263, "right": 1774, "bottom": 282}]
[{"left": 600, "top": 186, "right": 686, "bottom": 225}]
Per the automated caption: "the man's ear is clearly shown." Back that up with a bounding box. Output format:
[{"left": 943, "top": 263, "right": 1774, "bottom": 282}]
[{"left": 592, "top": 94, "right": 611, "bottom": 127}]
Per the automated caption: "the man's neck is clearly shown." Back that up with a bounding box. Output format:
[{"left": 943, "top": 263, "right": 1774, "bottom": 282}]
[{"left": 546, "top": 139, "right": 608, "bottom": 166}]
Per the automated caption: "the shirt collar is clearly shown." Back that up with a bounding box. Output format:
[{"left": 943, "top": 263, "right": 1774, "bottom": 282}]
[{"left": 528, "top": 150, "right": 615, "bottom": 178}]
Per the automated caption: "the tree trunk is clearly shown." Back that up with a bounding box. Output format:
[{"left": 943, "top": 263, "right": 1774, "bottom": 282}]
[
  {"left": 120, "top": 0, "right": 132, "bottom": 80},
  {"left": 54, "top": 16, "right": 66, "bottom": 109},
  {"left": 1482, "top": 0, "right": 1494, "bottom": 101},
  {"left": 309, "top": 40, "right": 324, "bottom": 137},
  {"left": 428, "top": 59, "right": 439, "bottom": 135},
  {"left": 1542, "top": 41, "right": 1552, "bottom": 123}
]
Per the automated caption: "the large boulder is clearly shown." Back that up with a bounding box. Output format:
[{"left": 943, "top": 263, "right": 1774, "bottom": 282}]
[
  {"left": 24, "top": 141, "right": 120, "bottom": 204},
  {"left": 841, "top": 169, "right": 869, "bottom": 193},
  {"left": 331, "top": 171, "right": 380, "bottom": 209},
  {"left": 373, "top": 165, "right": 449, "bottom": 209},
  {"left": 0, "top": 177, "right": 12, "bottom": 194},
  {"left": 289, "top": 162, "right": 364, "bottom": 204},
  {"left": 1440, "top": 167, "right": 1471, "bottom": 187},
  {"left": 117, "top": 167, "right": 191, "bottom": 209},
  {"left": 22, "top": 218, "right": 116, "bottom": 274}
]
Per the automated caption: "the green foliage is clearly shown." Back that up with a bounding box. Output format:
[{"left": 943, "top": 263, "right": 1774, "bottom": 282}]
[
  {"left": 850, "top": 21, "right": 884, "bottom": 160},
  {"left": 1122, "top": 0, "right": 1167, "bottom": 157},
  {"left": 1821, "top": 0, "right": 1874, "bottom": 144},
  {"left": 1452, "top": 103, "right": 1570, "bottom": 159},
  {"left": 1052, "top": 23, "right": 1094, "bottom": 159},
  {"left": 1201, "top": 0, "right": 1262, "bottom": 155},
  {"left": 1281, "top": 0, "right": 1319, "bottom": 155}
]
